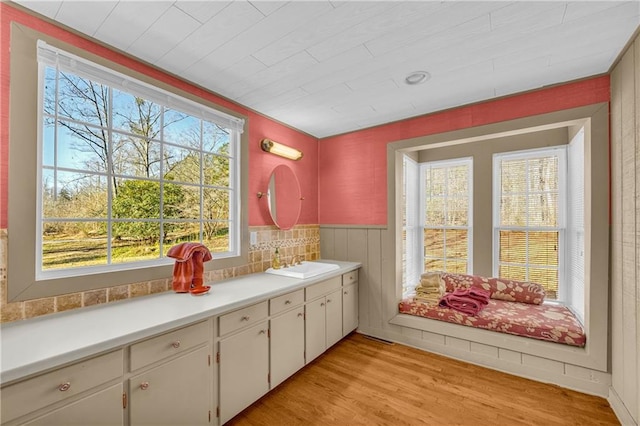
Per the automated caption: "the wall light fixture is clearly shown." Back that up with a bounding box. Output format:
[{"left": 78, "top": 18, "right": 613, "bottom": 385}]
[{"left": 260, "top": 138, "right": 303, "bottom": 161}]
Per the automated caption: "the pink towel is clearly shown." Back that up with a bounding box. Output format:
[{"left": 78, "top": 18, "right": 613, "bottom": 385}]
[
  {"left": 167, "top": 243, "right": 213, "bottom": 295},
  {"left": 439, "top": 287, "right": 490, "bottom": 315}
]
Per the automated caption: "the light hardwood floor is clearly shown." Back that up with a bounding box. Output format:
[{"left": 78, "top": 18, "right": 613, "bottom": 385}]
[{"left": 228, "top": 333, "right": 618, "bottom": 425}]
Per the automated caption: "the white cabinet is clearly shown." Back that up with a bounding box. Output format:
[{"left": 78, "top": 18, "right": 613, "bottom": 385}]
[
  {"left": 1, "top": 350, "right": 123, "bottom": 426},
  {"left": 305, "top": 286, "right": 343, "bottom": 364},
  {"left": 342, "top": 282, "right": 358, "bottom": 336},
  {"left": 129, "top": 346, "right": 211, "bottom": 425},
  {"left": 24, "top": 384, "right": 124, "bottom": 426},
  {"left": 128, "top": 321, "right": 212, "bottom": 425},
  {"left": 218, "top": 302, "right": 269, "bottom": 424},
  {"left": 270, "top": 290, "right": 305, "bottom": 388}
]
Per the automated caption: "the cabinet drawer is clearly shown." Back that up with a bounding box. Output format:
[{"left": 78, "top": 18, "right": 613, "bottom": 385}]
[
  {"left": 306, "top": 276, "right": 341, "bottom": 301},
  {"left": 270, "top": 289, "right": 304, "bottom": 316},
  {"left": 342, "top": 270, "right": 358, "bottom": 286},
  {"left": 130, "top": 321, "right": 209, "bottom": 371},
  {"left": 219, "top": 301, "right": 268, "bottom": 337},
  {"left": 1, "top": 349, "right": 123, "bottom": 423}
]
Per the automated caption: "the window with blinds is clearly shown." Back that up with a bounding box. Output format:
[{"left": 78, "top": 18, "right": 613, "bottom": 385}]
[
  {"left": 421, "top": 158, "right": 473, "bottom": 276},
  {"left": 493, "top": 148, "right": 566, "bottom": 300}
]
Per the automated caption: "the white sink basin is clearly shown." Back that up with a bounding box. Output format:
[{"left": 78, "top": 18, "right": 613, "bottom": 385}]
[{"left": 265, "top": 261, "right": 340, "bottom": 279}]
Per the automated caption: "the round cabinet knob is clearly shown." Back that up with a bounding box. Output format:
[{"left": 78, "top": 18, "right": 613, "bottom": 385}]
[
  {"left": 285, "top": 300, "right": 292, "bottom": 305},
  {"left": 320, "top": 302, "right": 325, "bottom": 307},
  {"left": 140, "top": 382, "right": 149, "bottom": 390},
  {"left": 297, "top": 312, "right": 303, "bottom": 317},
  {"left": 58, "top": 382, "right": 71, "bottom": 392},
  {"left": 171, "top": 341, "right": 181, "bottom": 349},
  {"left": 327, "top": 299, "right": 332, "bottom": 303},
  {"left": 344, "top": 291, "right": 349, "bottom": 295},
  {"left": 259, "top": 329, "right": 266, "bottom": 335},
  {"left": 241, "top": 316, "right": 250, "bottom": 321}
]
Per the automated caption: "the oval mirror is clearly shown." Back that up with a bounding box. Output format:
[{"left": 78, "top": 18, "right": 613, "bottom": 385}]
[{"left": 267, "top": 164, "right": 301, "bottom": 230}]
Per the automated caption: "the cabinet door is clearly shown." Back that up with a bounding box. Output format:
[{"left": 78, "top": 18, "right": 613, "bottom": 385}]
[
  {"left": 305, "top": 298, "right": 326, "bottom": 364},
  {"left": 219, "top": 321, "right": 269, "bottom": 424},
  {"left": 342, "top": 282, "right": 359, "bottom": 336},
  {"left": 130, "top": 346, "right": 211, "bottom": 425},
  {"left": 25, "top": 384, "right": 123, "bottom": 426},
  {"left": 325, "top": 289, "right": 343, "bottom": 349},
  {"left": 270, "top": 307, "right": 305, "bottom": 388}
]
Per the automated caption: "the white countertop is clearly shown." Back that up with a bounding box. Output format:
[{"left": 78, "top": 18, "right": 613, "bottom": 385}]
[{"left": 0, "top": 260, "right": 360, "bottom": 385}]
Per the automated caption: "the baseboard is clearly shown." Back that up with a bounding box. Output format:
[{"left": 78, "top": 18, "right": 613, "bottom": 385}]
[
  {"left": 356, "top": 327, "right": 611, "bottom": 398},
  {"left": 608, "top": 387, "right": 638, "bottom": 426}
]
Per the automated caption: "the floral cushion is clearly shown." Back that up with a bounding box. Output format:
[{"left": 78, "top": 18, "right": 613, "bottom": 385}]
[
  {"left": 398, "top": 298, "right": 585, "bottom": 347},
  {"left": 441, "top": 273, "right": 545, "bottom": 305}
]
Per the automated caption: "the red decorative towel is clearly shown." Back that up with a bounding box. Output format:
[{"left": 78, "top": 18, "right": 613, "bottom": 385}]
[
  {"left": 167, "top": 243, "right": 213, "bottom": 295},
  {"left": 439, "top": 287, "right": 490, "bottom": 315}
]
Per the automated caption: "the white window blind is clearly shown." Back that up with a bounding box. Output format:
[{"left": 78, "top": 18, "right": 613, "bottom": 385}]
[
  {"left": 420, "top": 157, "right": 473, "bottom": 275},
  {"left": 402, "top": 155, "right": 420, "bottom": 297},
  {"left": 493, "top": 147, "right": 566, "bottom": 300},
  {"left": 37, "top": 41, "right": 245, "bottom": 133},
  {"left": 567, "top": 128, "right": 585, "bottom": 321}
]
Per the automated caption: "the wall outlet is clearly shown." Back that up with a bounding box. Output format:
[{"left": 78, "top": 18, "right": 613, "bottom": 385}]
[{"left": 250, "top": 231, "right": 257, "bottom": 245}]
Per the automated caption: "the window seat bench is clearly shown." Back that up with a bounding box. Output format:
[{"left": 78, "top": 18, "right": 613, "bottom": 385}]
[{"left": 398, "top": 298, "right": 585, "bottom": 347}]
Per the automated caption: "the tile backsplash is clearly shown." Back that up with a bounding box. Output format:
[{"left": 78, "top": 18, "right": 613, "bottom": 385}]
[{"left": 0, "top": 225, "right": 320, "bottom": 323}]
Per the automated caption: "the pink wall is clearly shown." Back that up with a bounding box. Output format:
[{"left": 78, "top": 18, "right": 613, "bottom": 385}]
[
  {"left": 0, "top": 3, "right": 318, "bottom": 229},
  {"left": 318, "top": 76, "right": 611, "bottom": 225}
]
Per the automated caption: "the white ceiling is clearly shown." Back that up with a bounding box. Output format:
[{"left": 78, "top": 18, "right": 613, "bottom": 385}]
[{"left": 12, "top": 1, "right": 640, "bottom": 138}]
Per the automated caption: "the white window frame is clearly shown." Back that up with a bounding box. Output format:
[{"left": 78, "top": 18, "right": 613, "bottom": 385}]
[
  {"left": 36, "top": 40, "right": 244, "bottom": 280},
  {"left": 419, "top": 157, "right": 473, "bottom": 276},
  {"left": 492, "top": 146, "right": 567, "bottom": 301}
]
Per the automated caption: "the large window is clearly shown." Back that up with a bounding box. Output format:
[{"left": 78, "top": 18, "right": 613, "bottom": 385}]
[
  {"left": 421, "top": 158, "right": 473, "bottom": 275},
  {"left": 402, "top": 156, "right": 472, "bottom": 296},
  {"left": 493, "top": 147, "right": 565, "bottom": 300},
  {"left": 37, "top": 41, "right": 244, "bottom": 279}
]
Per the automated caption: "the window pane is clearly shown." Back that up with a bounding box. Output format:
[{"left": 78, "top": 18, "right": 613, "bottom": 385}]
[
  {"left": 57, "top": 72, "right": 109, "bottom": 127},
  {"left": 500, "top": 195, "right": 526, "bottom": 226},
  {"left": 528, "top": 156, "right": 558, "bottom": 192},
  {"left": 204, "top": 222, "right": 230, "bottom": 254},
  {"left": 498, "top": 264, "right": 526, "bottom": 282},
  {"left": 425, "top": 197, "right": 445, "bottom": 226},
  {"left": 425, "top": 168, "right": 445, "bottom": 196},
  {"left": 501, "top": 159, "right": 526, "bottom": 193},
  {"left": 425, "top": 258, "right": 445, "bottom": 271},
  {"left": 113, "top": 133, "right": 161, "bottom": 179},
  {"left": 204, "top": 154, "right": 230, "bottom": 187},
  {"left": 43, "top": 66, "right": 57, "bottom": 115},
  {"left": 164, "top": 145, "right": 201, "bottom": 184},
  {"left": 43, "top": 117, "right": 55, "bottom": 167},
  {"left": 424, "top": 229, "right": 444, "bottom": 258},
  {"left": 204, "top": 188, "right": 230, "bottom": 221},
  {"left": 499, "top": 230, "right": 527, "bottom": 264},
  {"left": 43, "top": 171, "right": 108, "bottom": 219},
  {"left": 528, "top": 193, "right": 558, "bottom": 227},
  {"left": 112, "top": 222, "right": 160, "bottom": 263},
  {"left": 529, "top": 268, "right": 558, "bottom": 299},
  {"left": 528, "top": 231, "right": 558, "bottom": 266},
  {"left": 204, "top": 121, "right": 231, "bottom": 155},
  {"left": 447, "top": 198, "right": 468, "bottom": 226},
  {"left": 42, "top": 221, "right": 108, "bottom": 269},
  {"left": 164, "top": 109, "right": 201, "bottom": 148},
  {"left": 447, "top": 229, "right": 468, "bottom": 258},
  {"left": 112, "top": 90, "right": 161, "bottom": 138},
  {"left": 447, "top": 260, "right": 467, "bottom": 274},
  {"left": 163, "top": 222, "right": 200, "bottom": 254},
  {"left": 113, "top": 179, "right": 160, "bottom": 219},
  {"left": 448, "top": 165, "right": 468, "bottom": 195},
  {"left": 164, "top": 184, "right": 200, "bottom": 220},
  {"left": 57, "top": 120, "right": 109, "bottom": 173}
]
